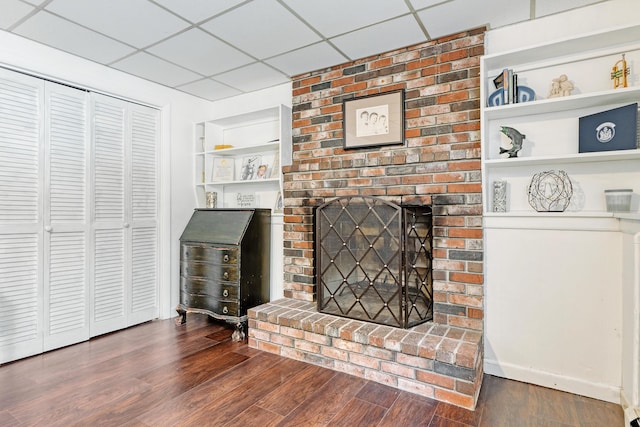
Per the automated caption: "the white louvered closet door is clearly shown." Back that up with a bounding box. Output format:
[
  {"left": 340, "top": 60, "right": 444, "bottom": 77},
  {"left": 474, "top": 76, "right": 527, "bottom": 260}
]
[
  {"left": 0, "top": 69, "right": 44, "bottom": 364},
  {"left": 128, "top": 104, "right": 159, "bottom": 325},
  {"left": 43, "top": 82, "right": 90, "bottom": 351},
  {"left": 91, "top": 94, "right": 127, "bottom": 336},
  {"left": 91, "top": 94, "right": 159, "bottom": 336}
]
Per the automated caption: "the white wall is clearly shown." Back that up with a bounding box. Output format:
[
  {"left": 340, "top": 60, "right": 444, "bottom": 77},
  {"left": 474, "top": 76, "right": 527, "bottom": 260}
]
[
  {"left": 484, "top": 223, "right": 623, "bottom": 402},
  {"left": 483, "top": 0, "right": 640, "bottom": 404},
  {"left": 620, "top": 221, "right": 640, "bottom": 418}
]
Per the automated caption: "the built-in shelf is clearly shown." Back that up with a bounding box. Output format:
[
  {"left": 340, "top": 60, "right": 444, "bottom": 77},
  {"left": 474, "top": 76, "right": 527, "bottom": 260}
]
[
  {"left": 194, "top": 105, "right": 291, "bottom": 210},
  {"left": 484, "top": 86, "right": 640, "bottom": 120},
  {"left": 484, "top": 149, "right": 640, "bottom": 167},
  {"left": 481, "top": 23, "right": 640, "bottom": 217}
]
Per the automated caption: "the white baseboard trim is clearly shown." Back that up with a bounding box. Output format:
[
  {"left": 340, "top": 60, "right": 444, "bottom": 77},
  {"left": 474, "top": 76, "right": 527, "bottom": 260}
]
[
  {"left": 621, "top": 390, "right": 640, "bottom": 426},
  {"left": 484, "top": 358, "right": 620, "bottom": 404}
]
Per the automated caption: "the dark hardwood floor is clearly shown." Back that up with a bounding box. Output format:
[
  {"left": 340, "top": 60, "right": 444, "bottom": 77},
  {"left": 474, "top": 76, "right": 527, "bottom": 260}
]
[{"left": 0, "top": 314, "right": 623, "bottom": 426}]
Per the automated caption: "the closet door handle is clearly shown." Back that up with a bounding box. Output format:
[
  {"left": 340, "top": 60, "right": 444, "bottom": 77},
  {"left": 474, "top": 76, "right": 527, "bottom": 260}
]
[
  {"left": 44, "top": 226, "right": 52, "bottom": 232},
  {"left": 123, "top": 223, "right": 130, "bottom": 228}
]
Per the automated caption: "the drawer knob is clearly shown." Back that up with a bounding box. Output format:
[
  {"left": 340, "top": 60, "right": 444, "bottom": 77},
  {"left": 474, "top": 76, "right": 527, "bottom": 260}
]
[
  {"left": 223, "top": 254, "right": 230, "bottom": 262},
  {"left": 223, "top": 271, "right": 229, "bottom": 280},
  {"left": 223, "top": 289, "right": 229, "bottom": 297},
  {"left": 222, "top": 306, "right": 229, "bottom": 314}
]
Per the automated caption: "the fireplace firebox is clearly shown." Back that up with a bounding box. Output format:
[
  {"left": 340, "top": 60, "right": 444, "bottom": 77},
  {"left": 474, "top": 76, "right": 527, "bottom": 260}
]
[{"left": 316, "top": 196, "right": 433, "bottom": 328}]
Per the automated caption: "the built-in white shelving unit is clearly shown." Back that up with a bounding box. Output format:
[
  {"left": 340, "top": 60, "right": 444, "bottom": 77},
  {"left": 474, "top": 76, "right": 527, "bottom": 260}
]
[
  {"left": 481, "top": 23, "right": 640, "bottom": 218},
  {"left": 194, "top": 105, "right": 292, "bottom": 210}
]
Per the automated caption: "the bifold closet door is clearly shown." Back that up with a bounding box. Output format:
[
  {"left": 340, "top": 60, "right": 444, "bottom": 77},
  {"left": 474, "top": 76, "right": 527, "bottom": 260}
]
[
  {"left": 0, "top": 69, "right": 44, "bottom": 364},
  {"left": 42, "top": 82, "right": 90, "bottom": 351},
  {"left": 91, "top": 94, "right": 159, "bottom": 336},
  {"left": 128, "top": 104, "right": 159, "bottom": 326}
]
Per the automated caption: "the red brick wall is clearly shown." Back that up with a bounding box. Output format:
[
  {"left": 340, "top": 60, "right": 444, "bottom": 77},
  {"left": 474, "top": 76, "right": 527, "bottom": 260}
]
[{"left": 283, "top": 28, "right": 485, "bottom": 331}]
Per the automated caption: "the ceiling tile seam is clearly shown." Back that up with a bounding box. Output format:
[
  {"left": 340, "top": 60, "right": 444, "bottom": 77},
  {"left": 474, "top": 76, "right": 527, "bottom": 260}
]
[
  {"left": 23, "top": 8, "right": 144, "bottom": 62},
  {"left": 274, "top": 0, "right": 352, "bottom": 62},
  {"left": 195, "top": 26, "right": 261, "bottom": 64},
  {"left": 530, "top": 0, "right": 536, "bottom": 18},
  {"left": 186, "top": 0, "right": 255, "bottom": 27},
  {"left": 404, "top": 0, "right": 432, "bottom": 40},
  {"left": 6, "top": 0, "right": 52, "bottom": 32}
]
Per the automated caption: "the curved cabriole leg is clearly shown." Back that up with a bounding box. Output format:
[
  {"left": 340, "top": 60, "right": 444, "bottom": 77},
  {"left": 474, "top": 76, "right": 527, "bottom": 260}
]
[
  {"left": 231, "top": 322, "right": 245, "bottom": 341},
  {"left": 176, "top": 306, "right": 187, "bottom": 325}
]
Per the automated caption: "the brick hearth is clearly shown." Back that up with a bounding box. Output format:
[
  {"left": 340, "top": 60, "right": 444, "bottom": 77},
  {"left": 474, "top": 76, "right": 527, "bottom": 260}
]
[
  {"left": 250, "top": 27, "right": 485, "bottom": 409},
  {"left": 249, "top": 299, "right": 483, "bottom": 409}
]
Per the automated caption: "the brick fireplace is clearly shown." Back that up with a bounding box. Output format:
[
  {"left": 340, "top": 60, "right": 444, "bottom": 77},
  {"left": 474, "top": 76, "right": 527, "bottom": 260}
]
[{"left": 249, "top": 27, "right": 485, "bottom": 409}]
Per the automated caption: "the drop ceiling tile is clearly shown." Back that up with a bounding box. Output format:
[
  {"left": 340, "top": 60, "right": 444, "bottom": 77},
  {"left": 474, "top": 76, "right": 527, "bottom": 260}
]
[
  {"left": 331, "top": 15, "right": 426, "bottom": 60},
  {"left": 408, "top": 0, "right": 452, "bottom": 11},
  {"left": 265, "top": 42, "right": 348, "bottom": 76},
  {"left": 283, "top": 0, "right": 411, "bottom": 37},
  {"left": 418, "top": 0, "right": 530, "bottom": 38},
  {"left": 45, "top": 0, "right": 190, "bottom": 48},
  {"left": 214, "top": 63, "right": 289, "bottom": 92},
  {"left": 177, "top": 78, "right": 242, "bottom": 101},
  {"left": 152, "top": 0, "right": 245, "bottom": 23},
  {"left": 112, "top": 52, "right": 202, "bottom": 87},
  {"left": 0, "top": 0, "right": 35, "bottom": 29},
  {"left": 201, "top": 0, "right": 321, "bottom": 59},
  {"left": 14, "top": 11, "right": 136, "bottom": 64},
  {"left": 535, "top": 0, "right": 603, "bottom": 17},
  {"left": 147, "top": 28, "right": 253, "bottom": 76}
]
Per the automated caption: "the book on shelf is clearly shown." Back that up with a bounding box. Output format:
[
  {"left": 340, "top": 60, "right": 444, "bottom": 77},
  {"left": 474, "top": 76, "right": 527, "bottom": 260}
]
[{"left": 494, "top": 68, "right": 519, "bottom": 105}]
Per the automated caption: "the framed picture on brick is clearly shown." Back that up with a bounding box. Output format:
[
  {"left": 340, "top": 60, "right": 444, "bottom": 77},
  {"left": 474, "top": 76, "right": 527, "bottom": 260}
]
[{"left": 343, "top": 90, "right": 404, "bottom": 149}]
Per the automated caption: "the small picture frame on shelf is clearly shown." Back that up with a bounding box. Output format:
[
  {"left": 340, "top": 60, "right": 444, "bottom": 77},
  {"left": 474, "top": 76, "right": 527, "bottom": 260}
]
[
  {"left": 236, "top": 192, "right": 256, "bottom": 208},
  {"left": 255, "top": 163, "right": 269, "bottom": 180},
  {"left": 211, "top": 157, "right": 234, "bottom": 182},
  {"left": 240, "top": 155, "right": 261, "bottom": 181}
]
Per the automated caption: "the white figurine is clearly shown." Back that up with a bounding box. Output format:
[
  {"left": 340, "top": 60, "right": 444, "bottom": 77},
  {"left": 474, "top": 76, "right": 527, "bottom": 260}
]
[{"left": 548, "top": 74, "right": 573, "bottom": 98}]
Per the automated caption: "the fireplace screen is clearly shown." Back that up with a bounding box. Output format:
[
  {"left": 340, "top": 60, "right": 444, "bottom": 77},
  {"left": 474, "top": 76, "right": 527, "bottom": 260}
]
[{"left": 316, "top": 196, "right": 433, "bottom": 328}]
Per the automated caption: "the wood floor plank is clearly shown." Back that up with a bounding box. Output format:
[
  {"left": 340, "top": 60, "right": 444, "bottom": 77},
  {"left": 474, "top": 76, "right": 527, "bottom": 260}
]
[
  {"left": 135, "top": 356, "right": 308, "bottom": 426},
  {"left": 9, "top": 376, "right": 152, "bottom": 426},
  {"left": 435, "top": 401, "right": 482, "bottom": 426},
  {"left": 222, "top": 404, "right": 284, "bottom": 427},
  {"left": 478, "top": 374, "right": 531, "bottom": 427},
  {"left": 255, "top": 364, "right": 337, "bottom": 416},
  {"left": 526, "top": 383, "right": 580, "bottom": 426},
  {"left": 326, "top": 397, "right": 388, "bottom": 427},
  {"left": 275, "top": 371, "right": 368, "bottom": 426},
  {"left": 430, "top": 415, "right": 474, "bottom": 426},
  {"left": 573, "top": 394, "right": 624, "bottom": 427},
  {"left": 135, "top": 340, "right": 248, "bottom": 392},
  {"left": 355, "top": 381, "right": 402, "bottom": 408},
  {"left": 0, "top": 410, "right": 20, "bottom": 427},
  {"left": 377, "top": 392, "right": 438, "bottom": 427}
]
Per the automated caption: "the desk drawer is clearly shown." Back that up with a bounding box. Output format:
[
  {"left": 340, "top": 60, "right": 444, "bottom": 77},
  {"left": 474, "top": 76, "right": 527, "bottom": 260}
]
[
  {"left": 181, "top": 262, "right": 238, "bottom": 282},
  {"left": 180, "top": 292, "right": 239, "bottom": 317},
  {"left": 180, "top": 277, "right": 238, "bottom": 300},
  {"left": 181, "top": 244, "right": 237, "bottom": 265}
]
